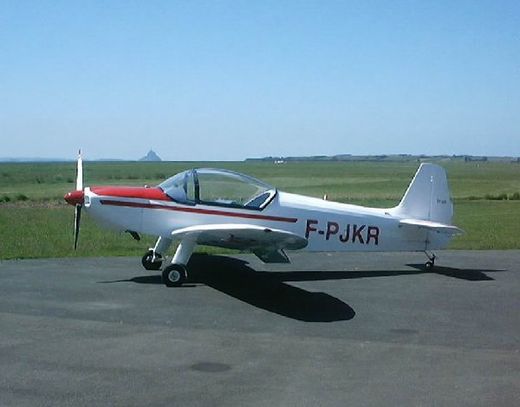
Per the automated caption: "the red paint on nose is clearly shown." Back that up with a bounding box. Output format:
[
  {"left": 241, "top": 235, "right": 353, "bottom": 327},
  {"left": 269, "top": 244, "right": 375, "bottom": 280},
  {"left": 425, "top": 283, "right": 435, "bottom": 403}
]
[{"left": 64, "top": 190, "right": 84, "bottom": 206}]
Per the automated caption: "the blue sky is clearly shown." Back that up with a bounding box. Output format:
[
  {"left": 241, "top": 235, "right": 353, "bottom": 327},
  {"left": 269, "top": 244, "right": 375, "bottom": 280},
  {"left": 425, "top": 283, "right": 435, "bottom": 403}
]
[{"left": 1, "top": 0, "right": 519, "bottom": 160}]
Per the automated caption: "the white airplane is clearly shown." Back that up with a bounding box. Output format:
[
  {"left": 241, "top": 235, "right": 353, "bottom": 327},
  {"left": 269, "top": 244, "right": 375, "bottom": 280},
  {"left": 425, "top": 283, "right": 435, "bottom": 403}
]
[{"left": 65, "top": 152, "right": 463, "bottom": 287}]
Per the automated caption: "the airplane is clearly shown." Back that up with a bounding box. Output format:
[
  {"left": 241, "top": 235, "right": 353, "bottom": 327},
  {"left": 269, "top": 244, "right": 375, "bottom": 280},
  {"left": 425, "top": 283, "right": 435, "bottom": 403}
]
[{"left": 64, "top": 152, "right": 463, "bottom": 287}]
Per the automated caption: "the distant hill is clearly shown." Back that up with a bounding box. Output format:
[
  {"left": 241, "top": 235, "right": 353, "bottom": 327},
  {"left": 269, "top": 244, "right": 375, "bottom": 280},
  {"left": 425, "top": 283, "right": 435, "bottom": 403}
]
[{"left": 139, "top": 150, "right": 162, "bottom": 162}]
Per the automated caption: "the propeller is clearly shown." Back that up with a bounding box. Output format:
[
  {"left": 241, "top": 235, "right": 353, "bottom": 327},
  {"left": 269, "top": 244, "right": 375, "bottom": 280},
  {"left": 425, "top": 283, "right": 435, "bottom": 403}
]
[
  {"left": 73, "top": 199, "right": 82, "bottom": 250},
  {"left": 64, "top": 150, "right": 85, "bottom": 250},
  {"left": 74, "top": 150, "right": 83, "bottom": 249}
]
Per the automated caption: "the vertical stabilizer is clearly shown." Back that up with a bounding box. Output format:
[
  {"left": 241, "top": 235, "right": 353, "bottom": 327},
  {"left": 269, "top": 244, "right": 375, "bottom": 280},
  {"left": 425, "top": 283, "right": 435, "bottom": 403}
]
[{"left": 394, "top": 163, "right": 453, "bottom": 224}]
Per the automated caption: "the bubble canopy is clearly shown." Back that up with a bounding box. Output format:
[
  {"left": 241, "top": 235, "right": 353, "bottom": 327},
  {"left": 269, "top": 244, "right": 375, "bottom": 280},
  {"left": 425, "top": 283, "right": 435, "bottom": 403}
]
[{"left": 158, "top": 168, "right": 277, "bottom": 210}]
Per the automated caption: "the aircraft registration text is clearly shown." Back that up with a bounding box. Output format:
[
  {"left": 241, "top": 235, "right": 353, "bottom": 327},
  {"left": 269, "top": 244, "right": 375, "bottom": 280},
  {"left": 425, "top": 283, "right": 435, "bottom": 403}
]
[{"left": 305, "top": 219, "right": 380, "bottom": 245}]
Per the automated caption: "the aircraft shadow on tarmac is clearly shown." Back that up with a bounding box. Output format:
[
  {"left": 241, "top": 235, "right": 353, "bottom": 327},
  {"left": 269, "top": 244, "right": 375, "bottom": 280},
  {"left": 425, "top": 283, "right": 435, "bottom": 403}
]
[
  {"left": 406, "top": 264, "right": 499, "bottom": 281},
  {"left": 99, "top": 254, "right": 502, "bottom": 323}
]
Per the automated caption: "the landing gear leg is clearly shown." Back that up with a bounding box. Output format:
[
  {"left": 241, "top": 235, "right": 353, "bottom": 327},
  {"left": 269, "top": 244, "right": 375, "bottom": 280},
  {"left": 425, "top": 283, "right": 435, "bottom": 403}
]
[
  {"left": 424, "top": 251, "right": 436, "bottom": 270},
  {"left": 141, "top": 237, "right": 172, "bottom": 271},
  {"left": 162, "top": 238, "right": 196, "bottom": 287}
]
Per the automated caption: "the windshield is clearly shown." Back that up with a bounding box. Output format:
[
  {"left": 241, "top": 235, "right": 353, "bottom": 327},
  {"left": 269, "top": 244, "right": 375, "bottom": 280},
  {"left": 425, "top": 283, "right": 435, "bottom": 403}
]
[
  {"left": 158, "top": 170, "right": 196, "bottom": 204},
  {"left": 158, "top": 168, "right": 276, "bottom": 209}
]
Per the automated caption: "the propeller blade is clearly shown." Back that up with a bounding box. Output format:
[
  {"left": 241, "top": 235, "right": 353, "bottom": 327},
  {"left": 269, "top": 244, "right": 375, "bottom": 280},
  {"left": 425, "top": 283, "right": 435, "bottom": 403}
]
[
  {"left": 76, "top": 149, "right": 83, "bottom": 191},
  {"left": 70, "top": 149, "right": 84, "bottom": 250},
  {"left": 73, "top": 204, "right": 82, "bottom": 250}
]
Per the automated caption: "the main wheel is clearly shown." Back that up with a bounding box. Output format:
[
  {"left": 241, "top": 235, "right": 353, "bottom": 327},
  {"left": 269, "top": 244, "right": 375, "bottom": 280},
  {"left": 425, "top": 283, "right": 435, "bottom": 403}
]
[
  {"left": 162, "top": 264, "right": 187, "bottom": 287},
  {"left": 141, "top": 250, "right": 163, "bottom": 271},
  {"left": 425, "top": 260, "right": 434, "bottom": 270}
]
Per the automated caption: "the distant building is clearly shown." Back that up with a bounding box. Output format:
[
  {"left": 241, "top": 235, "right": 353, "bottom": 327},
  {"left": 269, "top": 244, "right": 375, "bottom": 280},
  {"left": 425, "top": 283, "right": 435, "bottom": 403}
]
[
  {"left": 464, "top": 156, "right": 488, "bottom": 162},
  {"left": 139, "top": 150, "right": 162, "bottom": 162}
]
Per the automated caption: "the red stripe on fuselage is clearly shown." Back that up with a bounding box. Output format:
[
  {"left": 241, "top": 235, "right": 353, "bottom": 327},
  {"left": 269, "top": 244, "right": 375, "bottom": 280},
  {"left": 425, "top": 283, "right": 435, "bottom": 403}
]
[
  {"left": 91, "top": 186, "right": 171, "bottom": 201},
  {"left": 99, "top": 199, "right": 298, "bottom": 223}
]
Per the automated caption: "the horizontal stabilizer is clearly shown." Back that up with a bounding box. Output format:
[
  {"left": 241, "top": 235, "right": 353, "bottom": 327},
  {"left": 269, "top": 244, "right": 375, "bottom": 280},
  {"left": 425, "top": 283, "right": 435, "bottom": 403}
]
[{"left": 399, "top": 219, "right": 464, "bottom": 235}]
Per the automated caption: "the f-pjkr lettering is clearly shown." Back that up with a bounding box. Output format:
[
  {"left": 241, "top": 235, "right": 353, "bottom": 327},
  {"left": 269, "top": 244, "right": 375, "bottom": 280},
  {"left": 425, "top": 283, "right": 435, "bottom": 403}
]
[{"left": 305, "top": 219, "right": 380, "bottom": 245}]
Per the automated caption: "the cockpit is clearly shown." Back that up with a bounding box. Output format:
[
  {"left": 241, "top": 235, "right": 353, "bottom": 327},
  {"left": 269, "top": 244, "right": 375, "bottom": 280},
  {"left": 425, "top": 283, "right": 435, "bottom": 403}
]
[{"left": 158, "top": 168, "right": 277, "bottom": 210}]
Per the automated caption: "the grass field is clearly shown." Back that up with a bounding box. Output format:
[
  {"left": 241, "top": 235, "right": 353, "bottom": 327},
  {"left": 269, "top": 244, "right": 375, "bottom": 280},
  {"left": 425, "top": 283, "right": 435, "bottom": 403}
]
[{"left": 0, "top": 160, "right": 519, "bottom": 259}]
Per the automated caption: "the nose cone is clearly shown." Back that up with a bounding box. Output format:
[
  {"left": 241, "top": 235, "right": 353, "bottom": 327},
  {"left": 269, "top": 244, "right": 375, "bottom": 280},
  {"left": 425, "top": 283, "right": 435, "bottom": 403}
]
[{"left": 64, "top": 190, "right": 84, "bottom": 206}]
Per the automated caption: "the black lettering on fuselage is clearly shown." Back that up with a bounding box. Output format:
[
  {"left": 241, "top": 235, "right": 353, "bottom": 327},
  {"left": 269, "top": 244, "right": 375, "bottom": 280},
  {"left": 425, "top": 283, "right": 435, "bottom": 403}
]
[
  {"left": 339, "top": 224, "right": 351, "bottom": 243},
  {"left": 305, "top": 219, "right": 319, "bottom": 238},
  {"left": 304, "top": 219, "right": 381, "bottom": 246},
  {"left": 352, "top": 224, "right": 365, "bottom": 244},
  {"left": 366, "top": 226, "right": 380, "bottom": 245},
  {"left": 326, "top": 221, "right": 339, "bottom": 240}
]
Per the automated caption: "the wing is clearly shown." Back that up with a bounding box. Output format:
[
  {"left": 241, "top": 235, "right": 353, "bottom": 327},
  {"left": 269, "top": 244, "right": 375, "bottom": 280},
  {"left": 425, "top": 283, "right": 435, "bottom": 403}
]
[
  {"left": 170, "top": 224, "right": 308, "bottom": 263},
  {"left": 399, "top": 219, "right": 464, "bottom": 235}
]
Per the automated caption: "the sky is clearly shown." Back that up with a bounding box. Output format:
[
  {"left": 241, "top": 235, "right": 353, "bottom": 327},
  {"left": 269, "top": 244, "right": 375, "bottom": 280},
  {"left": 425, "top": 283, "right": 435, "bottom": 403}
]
[{"left": 1, "top": 0, "right": 519, "bottom": 160}]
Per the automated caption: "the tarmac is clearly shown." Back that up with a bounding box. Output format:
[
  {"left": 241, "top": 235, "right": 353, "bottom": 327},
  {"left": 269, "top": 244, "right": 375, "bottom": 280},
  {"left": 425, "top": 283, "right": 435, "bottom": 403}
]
[{"left": 0, "top": 251, "right": 519, "bottom": 406}]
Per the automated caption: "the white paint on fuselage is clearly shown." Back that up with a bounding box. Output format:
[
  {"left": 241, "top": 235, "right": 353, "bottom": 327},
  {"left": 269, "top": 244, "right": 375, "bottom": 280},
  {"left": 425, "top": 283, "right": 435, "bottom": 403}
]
[{"left": 84, "top": 188, "right": 451, "bottom": 254}]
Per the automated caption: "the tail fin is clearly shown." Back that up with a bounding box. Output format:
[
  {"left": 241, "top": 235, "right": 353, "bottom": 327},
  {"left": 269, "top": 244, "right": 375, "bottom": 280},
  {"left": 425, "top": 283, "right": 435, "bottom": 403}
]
[{"left": 394, "top": 163, "right": 453, "bottom": 224}]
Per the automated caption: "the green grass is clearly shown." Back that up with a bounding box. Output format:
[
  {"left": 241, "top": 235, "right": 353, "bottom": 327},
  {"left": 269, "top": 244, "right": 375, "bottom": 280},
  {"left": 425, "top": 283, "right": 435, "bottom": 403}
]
[
  {"left": 0, "top": 207, "right": 149, "bottom": 258},
  {"left": 451, "top": 200, "right": 520, "bottom": 249},
  {"left": 0, "top": 207, "right": 236, "bottom": 260},
  {"left": 1, "top": 160, "right": 519, "bottom": 202},
  {"left": 0, "top": 160, "right": 519, "bottom": 259}
]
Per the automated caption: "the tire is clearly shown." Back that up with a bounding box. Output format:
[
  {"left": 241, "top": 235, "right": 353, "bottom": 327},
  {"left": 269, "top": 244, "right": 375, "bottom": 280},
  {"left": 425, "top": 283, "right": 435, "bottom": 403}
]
[
  {"left": 141, "top": 250, "right": 163, "bottom": 271},
  {"left": 425, "top": 261, "right": 434, "bottom": 270},
  {"left": 162, "top": 264, "right": 187, "bottom": 287}
]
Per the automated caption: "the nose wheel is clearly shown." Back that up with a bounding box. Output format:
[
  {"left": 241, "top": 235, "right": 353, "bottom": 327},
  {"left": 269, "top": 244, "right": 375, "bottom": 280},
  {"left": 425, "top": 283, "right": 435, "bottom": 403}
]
[
  {"left": 141, "top": 250, "right": 163, "bottom": 271},
  {"left": 162, "top": 264, "right": 188, "bottom": 287}
]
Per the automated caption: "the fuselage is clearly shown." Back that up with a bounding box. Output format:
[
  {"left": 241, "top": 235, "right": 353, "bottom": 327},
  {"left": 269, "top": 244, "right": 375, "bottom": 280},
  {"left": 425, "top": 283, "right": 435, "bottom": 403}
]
[{"left": 80, "top": 186, "right": 450, "bottom": 253}]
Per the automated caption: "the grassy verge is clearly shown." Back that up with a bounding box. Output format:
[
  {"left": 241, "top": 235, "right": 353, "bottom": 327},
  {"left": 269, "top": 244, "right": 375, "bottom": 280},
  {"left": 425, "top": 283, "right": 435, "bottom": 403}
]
[
  {"left": 0, "top": 200, "right": 518, "bottom": 260},
  {"left": 0, "top": 206, "right": 238, "bottom": 260},
  {"left": 450, "top": 200, "right": 520, "bottom": 249},
  {"left": 0, "top": 160, "right": 519, "bottom": 259}
]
